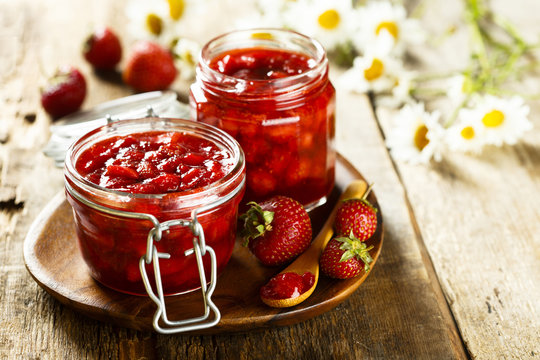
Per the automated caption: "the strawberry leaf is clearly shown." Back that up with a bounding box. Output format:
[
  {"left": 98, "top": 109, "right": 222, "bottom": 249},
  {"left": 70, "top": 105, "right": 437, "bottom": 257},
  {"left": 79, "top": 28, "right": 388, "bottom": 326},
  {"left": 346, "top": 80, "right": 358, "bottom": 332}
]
[
  {"left": 340, "top": 250, "right": 356, "bottom": 262},
  {"left": 240, "top": 201, "right": 275, "bottom": 245},
  {"left": 336, "top": 232, "right": 374, "bottom": 272}
]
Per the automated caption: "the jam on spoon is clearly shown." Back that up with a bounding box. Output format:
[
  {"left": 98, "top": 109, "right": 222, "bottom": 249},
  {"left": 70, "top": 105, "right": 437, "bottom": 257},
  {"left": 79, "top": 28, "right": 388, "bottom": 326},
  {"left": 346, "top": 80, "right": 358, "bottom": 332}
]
[{"left": 260, "top": 272, "right": 315, "bottom": 300}]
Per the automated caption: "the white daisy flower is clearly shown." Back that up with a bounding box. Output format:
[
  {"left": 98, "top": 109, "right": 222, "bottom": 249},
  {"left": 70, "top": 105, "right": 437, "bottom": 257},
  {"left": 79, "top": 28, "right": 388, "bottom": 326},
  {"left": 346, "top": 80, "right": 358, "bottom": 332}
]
[
  {"left": 171, "top": 38, "right": 201, "bottom": 80},
  {"left": 446, "top": 112, "right": 486, "bottom": 154},
  {"left": 465, "top": 95, "right": 532, "bottom": 146},
  {"left": 372, "top": 70, "right": 416, "bottom": 108},
  {"left": 283, "top": 0, "right": 358, "bottom": 51},
  {"left": 354, "top": 1, "right": 425, "bottom": 57},
  {"left": 339, "top": 52, "right": 405, "bottom": 94},
  {"left": 447, "top": 74, "right": 474, "bottom": 105},
  {"left": 247, "top": 0, "right": 290, "bottom": 28},
  {"left": 126, "top": 0, "right": 170, "bottom": 41},
  {"left": 234, "top": 7, "right": 286, "bottom": 30},
  {"left": 391, "top": 70, "right": 416, "bottom": 105},
  {"left": 126, "top": 0, "right": 215, "bottom": 47},
  {"left": 386, "top": 102, "right": 445, "bottom": 164}
]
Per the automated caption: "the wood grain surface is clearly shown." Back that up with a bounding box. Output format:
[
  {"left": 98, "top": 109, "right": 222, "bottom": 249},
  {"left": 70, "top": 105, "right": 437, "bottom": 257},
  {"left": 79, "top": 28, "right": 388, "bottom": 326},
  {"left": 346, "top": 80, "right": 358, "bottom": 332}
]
[{"left": 1, "top": 0, "right": 538, "bottom": 358}]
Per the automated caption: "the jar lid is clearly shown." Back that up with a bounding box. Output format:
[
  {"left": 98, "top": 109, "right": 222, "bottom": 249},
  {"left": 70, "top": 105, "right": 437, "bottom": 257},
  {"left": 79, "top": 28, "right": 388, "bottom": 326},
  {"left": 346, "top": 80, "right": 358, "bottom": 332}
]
[{"left": 43, "top": 91, "right": 190, "bottom": 167}]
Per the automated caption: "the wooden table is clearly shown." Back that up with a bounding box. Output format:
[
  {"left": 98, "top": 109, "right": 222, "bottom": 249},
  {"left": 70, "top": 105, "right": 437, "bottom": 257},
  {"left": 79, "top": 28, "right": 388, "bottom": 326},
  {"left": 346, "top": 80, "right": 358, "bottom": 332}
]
[{"left": 1, "top": 0, "right": 538, "bottom": 358}]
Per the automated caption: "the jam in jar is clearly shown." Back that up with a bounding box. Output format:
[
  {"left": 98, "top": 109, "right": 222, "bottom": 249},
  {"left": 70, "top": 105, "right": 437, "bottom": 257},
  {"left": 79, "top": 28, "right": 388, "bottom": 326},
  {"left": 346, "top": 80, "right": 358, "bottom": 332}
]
[
  {"left": 190, "top": 29, "right": 336, "bottom": 209},
  {"left": 64, "top": 118, "right": 245, "bottom": 295}
]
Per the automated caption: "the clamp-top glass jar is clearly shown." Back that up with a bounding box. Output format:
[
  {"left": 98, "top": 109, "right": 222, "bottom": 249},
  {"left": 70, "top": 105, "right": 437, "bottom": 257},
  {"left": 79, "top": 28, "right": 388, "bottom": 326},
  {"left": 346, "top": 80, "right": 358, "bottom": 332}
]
[
  {"left": 64, "top": 117, "right": 245, "bottom": 299},
  {"left": 190, "top": 28, "right": 336, "bottom": 209}
]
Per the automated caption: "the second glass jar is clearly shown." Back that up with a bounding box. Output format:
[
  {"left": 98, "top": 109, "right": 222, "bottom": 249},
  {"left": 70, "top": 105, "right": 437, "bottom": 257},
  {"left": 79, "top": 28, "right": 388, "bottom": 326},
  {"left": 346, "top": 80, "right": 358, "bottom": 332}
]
[{"left": 190, "top": 28, "right": 336, "bottom": 209}]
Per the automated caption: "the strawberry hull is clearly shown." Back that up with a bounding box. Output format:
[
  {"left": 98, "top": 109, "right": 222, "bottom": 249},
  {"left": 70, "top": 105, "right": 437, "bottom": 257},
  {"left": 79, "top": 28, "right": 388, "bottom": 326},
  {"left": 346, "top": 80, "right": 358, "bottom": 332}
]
[{"left": 191, "top": 29, "right": 336, "bottom": 209}]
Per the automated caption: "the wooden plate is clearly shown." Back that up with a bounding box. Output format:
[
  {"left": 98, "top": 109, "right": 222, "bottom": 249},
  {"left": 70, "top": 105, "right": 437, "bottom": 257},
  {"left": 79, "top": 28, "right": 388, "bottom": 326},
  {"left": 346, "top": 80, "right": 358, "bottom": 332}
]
[{"left": 23, "top": 153, "right": 383, "bottom": 334}]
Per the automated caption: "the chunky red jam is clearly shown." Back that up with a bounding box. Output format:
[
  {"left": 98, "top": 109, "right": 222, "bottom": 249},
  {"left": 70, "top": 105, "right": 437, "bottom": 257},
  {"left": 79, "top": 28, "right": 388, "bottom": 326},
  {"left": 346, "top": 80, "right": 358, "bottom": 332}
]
[
  {"left": 210, "top": 48, "right": 315, "bottom": 80},
  {"left": 260, "top": 271, "right": 315, "bottom": 300},
  {"left": 76, "top": 131, "right": 234, "bottom": 194},
  {"left": 191, "top": 32, "right": 335, "bottom": 208},
  {"left": 66, "top": 124, "right": 245, "bottom": 295}
]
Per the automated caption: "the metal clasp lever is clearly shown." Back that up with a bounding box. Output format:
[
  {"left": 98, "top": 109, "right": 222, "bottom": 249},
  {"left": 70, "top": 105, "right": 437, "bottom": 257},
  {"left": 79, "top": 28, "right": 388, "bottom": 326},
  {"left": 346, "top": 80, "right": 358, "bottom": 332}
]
[{"left": 139, "top": 215, "right": 221, "bottom": 334}]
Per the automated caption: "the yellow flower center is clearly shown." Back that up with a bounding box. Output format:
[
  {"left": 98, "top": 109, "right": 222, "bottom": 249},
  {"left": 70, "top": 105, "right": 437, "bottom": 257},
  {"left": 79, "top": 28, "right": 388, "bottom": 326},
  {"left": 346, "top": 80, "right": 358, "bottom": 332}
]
[
  {"left": 482, "top": 109, "right": 505, "bottom": 128},
  {"left": 251, "top": 32, "right": 274, "bottom": 40},
  {"left": 146, "top": 13, "right": 163, "bottom": 36},
  {"left": 414, "top": 124, "right": 429, "bottom": 151},
  {"left": 168, "top": 0, "right": 185, "bottom": 20},
  {"left": 184, "top": 51, "right": 195, "bottom": 65},
  {"left": 375, "top": 21, "right": 399, "bottom": 39},
  {"left": 460, "top": 126, "right": 475, "bottom": 140},
  {"left": 364, "top": 58, "right": 384, "bottom": 81},
  {"left": 318, "top": 9, "right": 341, "bottom": 30}
]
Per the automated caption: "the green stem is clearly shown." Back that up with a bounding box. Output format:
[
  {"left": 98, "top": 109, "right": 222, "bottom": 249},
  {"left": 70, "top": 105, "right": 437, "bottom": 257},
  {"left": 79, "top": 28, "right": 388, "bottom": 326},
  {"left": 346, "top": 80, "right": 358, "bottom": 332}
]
[{"left": 465, "top": 0, "right": 491, "bottom": 69}]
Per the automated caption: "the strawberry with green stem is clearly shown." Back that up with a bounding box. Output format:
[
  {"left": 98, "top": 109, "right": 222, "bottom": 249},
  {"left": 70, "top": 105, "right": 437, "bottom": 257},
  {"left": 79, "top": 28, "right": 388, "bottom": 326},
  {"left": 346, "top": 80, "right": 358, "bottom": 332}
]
[
  {"left": 320, "top": 231, "right": 374, "bottom": 279},
  {"left": 40, "top": 66, "right": 87, "bottom": 119},
  {"left": 240, "top": 196, "right": 312, "bottom": 266},
  {"left": 334, "top": 183, "right": 378, "bottom": 240}
]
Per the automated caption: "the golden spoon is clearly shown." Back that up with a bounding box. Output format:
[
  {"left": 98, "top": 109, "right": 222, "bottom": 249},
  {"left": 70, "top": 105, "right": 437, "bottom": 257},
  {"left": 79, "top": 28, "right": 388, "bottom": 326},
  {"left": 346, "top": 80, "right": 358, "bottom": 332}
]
[{"left": 260, "top": 179, "right": 368, "bottom": 308}]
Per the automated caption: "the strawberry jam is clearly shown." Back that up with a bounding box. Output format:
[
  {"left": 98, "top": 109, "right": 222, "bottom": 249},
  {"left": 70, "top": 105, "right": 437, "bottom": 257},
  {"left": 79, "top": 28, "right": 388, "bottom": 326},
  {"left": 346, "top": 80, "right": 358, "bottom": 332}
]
[
  {"left": 75, "top": 131, "right": 234, "bottom": 194},
  {"left": 65, "top": 118, "right": 245, "bottom": 296},
  {"left": 191, "top": 29, "right": 335, "bottom": 209},
  {"left": 260, "top": 272, "right": 315, "bottom": 300}
]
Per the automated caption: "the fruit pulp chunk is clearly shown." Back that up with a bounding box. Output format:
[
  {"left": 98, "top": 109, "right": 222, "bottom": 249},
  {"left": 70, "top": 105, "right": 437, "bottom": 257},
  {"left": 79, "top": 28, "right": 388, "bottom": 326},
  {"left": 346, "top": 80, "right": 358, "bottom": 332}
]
[
  {"left": 70, "top": 130, "right": 241, "bottom": 295},
  {"left": 192, "top": 47, "right": 335, "bottom": 206},
  {"left": 210, "top": 48, "right": 315, "bottom": 80},
  {"left": 260, "top": 272, "right": 315, "bottom": 300},
  {"left": 75, "top": 131, "right": 235, "bottom": 194}
]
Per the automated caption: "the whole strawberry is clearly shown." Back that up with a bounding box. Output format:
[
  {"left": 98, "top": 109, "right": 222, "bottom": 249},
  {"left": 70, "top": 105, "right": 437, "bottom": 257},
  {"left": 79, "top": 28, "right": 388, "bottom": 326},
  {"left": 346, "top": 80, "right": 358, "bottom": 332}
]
[
  {"left": 83, "top": 27, "right": 122, "bottom": 70},
  {"left": 122, "top": 41, "right": 177, "bottom": 92},
  {"left": 41, "top": 66, "right": 87, "bottom": 119},
  {"left": 320, "top": 232, "right": 374, "bottom": 279},
  {"left": 334, "top": 185, "right": 378, "bottom": 240},
  {"left": 240, "top": 196, "right": 312, "bottom": 266}
]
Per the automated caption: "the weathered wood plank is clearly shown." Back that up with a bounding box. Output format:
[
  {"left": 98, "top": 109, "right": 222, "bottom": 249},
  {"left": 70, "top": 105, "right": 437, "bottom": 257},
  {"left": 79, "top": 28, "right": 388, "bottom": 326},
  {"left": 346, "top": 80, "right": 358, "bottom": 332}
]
[{"left": 375, "top": 0, "right": 540, "bottom": 358}]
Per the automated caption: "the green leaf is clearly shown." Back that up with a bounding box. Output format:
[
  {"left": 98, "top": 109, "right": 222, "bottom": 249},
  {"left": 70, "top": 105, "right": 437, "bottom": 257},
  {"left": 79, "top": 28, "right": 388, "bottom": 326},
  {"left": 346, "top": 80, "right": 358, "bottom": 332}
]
[
  {"left": 340, "top": 250, "right": 355, "bottom": 262},
  {"left": 255, "top": 224, "right": 265, "bottom": 236},
  {"left": 239, "top": 201, "right": 274, "bottom": 245},
  {"left": 262, "top": 210, "right": 274, "bottom": 225}
]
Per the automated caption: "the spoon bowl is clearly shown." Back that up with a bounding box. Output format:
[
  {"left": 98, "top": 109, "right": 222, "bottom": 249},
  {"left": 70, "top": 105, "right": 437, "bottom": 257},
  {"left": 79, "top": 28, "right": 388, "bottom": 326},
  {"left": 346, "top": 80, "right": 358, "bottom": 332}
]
[{"left": 260, "top": 180, "right": 369, "bottom": 308}]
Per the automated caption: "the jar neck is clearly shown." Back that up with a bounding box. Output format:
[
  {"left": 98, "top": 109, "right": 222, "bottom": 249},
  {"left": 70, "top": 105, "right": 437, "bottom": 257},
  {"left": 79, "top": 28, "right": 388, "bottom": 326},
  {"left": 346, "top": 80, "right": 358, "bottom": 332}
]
[{"left": 196, "top": 29, "right": 330, "bottom": 102}]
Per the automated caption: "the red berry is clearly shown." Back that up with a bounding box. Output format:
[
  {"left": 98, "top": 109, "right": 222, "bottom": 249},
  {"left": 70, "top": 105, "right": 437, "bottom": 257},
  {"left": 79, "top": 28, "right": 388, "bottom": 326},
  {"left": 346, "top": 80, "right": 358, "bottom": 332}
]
[
  {"left": 122, "top": 41, "right": 177, "bottom": 92},
  {"left": 240, "top": 196, "right": 312, "bottom": 266},
  {"left": 40, "top": 66, "right": 86, "bottom": 119},
  {"left": 334, "top": 196, "right": 378, "bottom": 241},
  {"left": 320, "top": 234, "right": 374, "bottom": 279},
  {"left": 83, "top": 27, "right": 122, "bottom": 70}
]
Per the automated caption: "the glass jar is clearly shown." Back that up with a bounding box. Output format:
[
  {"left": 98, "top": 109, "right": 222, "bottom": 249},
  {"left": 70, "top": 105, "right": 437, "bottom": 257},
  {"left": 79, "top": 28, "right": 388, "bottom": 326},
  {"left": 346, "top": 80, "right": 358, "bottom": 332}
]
[
  {"left": 64, "top": 117, "right": 245, "bottom": 297},
  {"left": 190, "top": 28, "right": 336, "bottom": 210}
]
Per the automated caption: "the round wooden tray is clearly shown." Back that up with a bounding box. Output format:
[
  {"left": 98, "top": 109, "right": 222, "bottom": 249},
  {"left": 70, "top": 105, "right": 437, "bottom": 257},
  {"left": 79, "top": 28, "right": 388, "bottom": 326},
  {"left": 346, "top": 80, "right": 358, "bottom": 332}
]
[{"left": 23, "top": 153, "right": 383, "bottom": 334}]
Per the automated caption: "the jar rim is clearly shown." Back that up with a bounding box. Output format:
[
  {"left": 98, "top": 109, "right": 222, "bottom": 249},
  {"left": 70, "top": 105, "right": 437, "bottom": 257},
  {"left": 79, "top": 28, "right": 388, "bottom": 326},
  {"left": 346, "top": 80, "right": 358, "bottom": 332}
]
[
  {"left": 197, "top": 28, "right": 328, "bottom": 94},
  {"left": 64, "top": 117, "right": 245, "bottom": 207}
]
